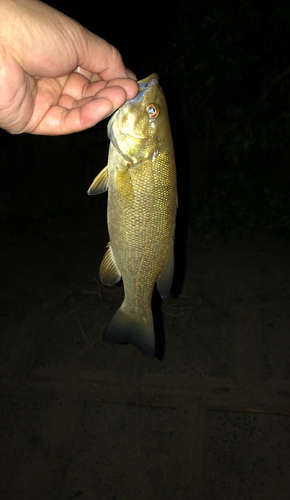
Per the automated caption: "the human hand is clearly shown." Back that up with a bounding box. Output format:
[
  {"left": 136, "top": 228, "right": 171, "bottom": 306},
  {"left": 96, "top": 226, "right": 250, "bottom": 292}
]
[{"left": 0, "top": 0, "right": 138, "bottom": 135}]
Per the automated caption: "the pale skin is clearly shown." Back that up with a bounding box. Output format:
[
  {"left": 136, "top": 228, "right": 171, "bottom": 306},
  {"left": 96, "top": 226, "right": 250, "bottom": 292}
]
[{"left": 0, "top": 0, "right": 139, "bottom": 135}]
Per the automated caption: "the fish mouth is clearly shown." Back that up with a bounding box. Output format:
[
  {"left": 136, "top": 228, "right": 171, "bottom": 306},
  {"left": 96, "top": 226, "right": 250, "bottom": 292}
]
[
  {"left": 137, "top": 73, "right": 159, "bottom": 86},
  {"left": 107, "top": 74, "right": 159, "bottom": 140},
  {"left": 129, "top": 73, "right": 159, "bottom": 103},
  {"left": 107, "top": 73, "right": 160, "bottom": 151}
]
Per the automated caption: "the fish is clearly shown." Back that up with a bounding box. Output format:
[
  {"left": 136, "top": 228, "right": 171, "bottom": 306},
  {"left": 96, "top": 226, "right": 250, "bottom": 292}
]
[{"left": 88, "top": 73, "right": 177, "bottom": 359}]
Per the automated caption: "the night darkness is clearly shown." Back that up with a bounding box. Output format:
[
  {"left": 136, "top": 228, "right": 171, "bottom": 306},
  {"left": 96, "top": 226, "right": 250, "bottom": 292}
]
[
  {"left": 1, "top": 2, "right": 290, "bottom": 499},
  {"left": 1, "top": 0, "right": 290, "bottom": 240}
]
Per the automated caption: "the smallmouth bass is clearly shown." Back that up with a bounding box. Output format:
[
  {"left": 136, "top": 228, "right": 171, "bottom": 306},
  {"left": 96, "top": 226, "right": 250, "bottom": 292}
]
[{"left": 88, "top": 73, "right": 177, "bottom": 359}]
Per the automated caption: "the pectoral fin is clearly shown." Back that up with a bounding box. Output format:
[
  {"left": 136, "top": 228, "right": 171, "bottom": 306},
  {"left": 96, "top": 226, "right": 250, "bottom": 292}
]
[
  {"left": 87, "top": 166, "right": 108, "bottom": 195},
  {"left": 156, "top": 241, "right": 175, "bottom": 299},
  {"left": 99, "top": 243, "right": 121, "bottom": 286}
]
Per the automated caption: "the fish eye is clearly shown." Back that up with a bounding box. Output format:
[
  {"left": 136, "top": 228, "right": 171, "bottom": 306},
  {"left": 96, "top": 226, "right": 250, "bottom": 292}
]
[{"left": 146, "top": 103, "right": 159, "bottom": 119}]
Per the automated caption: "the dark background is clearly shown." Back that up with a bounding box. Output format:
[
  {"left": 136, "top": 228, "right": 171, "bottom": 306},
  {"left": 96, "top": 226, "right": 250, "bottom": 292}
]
[
  {"left": 1, "top": 0, "right": 290, "bottom": 241},
  {"left": 1, "top": 4, "right": 290, "bottom": 497}
]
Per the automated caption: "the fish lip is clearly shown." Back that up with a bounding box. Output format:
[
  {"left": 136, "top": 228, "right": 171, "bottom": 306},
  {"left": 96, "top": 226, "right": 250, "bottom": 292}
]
[
  {"left": 107, "top": 74, "right": 159, "bottom": 136},
  {"left": 107, "top": 73, "right": 159, "bottom": 150},
  {"left": 130, "top": 73, "right": 159, "bottom": 104},
  {"left": 137, "top": 73, "right": 159, "bottom": 86}
]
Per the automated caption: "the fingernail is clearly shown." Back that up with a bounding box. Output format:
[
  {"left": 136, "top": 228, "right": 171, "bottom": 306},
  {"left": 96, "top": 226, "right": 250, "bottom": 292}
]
[{"left": 125, "top": 68, "right": 137, "bottom": 80}]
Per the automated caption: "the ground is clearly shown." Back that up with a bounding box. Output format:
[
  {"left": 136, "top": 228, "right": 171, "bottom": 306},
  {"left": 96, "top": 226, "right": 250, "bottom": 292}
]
[{"left": 0, "top": 211, "right": 290, "bottom": 499}]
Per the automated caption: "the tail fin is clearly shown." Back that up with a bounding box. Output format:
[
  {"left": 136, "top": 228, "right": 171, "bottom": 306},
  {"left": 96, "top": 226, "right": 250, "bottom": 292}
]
[{"left": 103, "top": 306, "right": 155, "bottom": 360}]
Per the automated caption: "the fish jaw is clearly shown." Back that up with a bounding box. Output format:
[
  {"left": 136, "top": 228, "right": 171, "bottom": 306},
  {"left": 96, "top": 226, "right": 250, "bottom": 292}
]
[
  {"left": 129, "top": 73, "right": 159, "bottom": 102},
  {"left": 107, "top": 74, "right": 164, "bottom": 165}
]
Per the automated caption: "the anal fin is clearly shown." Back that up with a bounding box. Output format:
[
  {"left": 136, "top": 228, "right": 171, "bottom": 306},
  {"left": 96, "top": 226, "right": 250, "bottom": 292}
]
[{"left": 99, "top": 243, "right": 121, "bottom": 286}]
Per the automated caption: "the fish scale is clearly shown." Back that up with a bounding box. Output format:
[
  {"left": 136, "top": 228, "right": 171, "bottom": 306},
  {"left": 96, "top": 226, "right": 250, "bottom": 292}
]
[{"left": 88, "top": 73, "right": 177, "bottom": 359}]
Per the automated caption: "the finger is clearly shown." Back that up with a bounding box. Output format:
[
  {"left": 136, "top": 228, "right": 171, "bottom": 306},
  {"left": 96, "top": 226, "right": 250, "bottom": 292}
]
[
  {"left": 91, "top": 85, "right": 128, "bottom": 108},
  {"left": 101, "top": 78, "right": 139, "bottom": 100},
  {"left": 30, "top": 98, "right": 112, "bottom": 135},
  {"left": 62, "top": 73, "right": 138, "bottom": 102},
  {"left": 74, "top": 66, "right": 95, "bottom": 80},
  {"left": 84, "top": 77, "right": 138, "bottom": 100},
  {"left": 30, "top": 88, "right": 128, "bottom": 135},
  {"left": 78, "top": 35, "right": 129, "bottom": 80},
  {"left": 125, "top": 68, "right": 137, "bottom": 80},
  {"left": 58, "top": 87, "right": 126, "bottom": 111},
  {"left": 61, "top": 72, "right": 106, "bottom": 100},
  {"left": 75, "top": 32, "right": 136, "bottom": 86},
  {"left": 54, "top": 82, "right": 135, "bottom": 117},
  {"left": 58, "top": 94, "right": 91, "bottom": 109}
]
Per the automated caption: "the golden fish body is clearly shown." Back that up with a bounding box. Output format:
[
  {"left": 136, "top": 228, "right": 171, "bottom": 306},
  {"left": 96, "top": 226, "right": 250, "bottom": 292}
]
[{"left": 88, "top": 74, "right": 177, "bottom": 359}]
